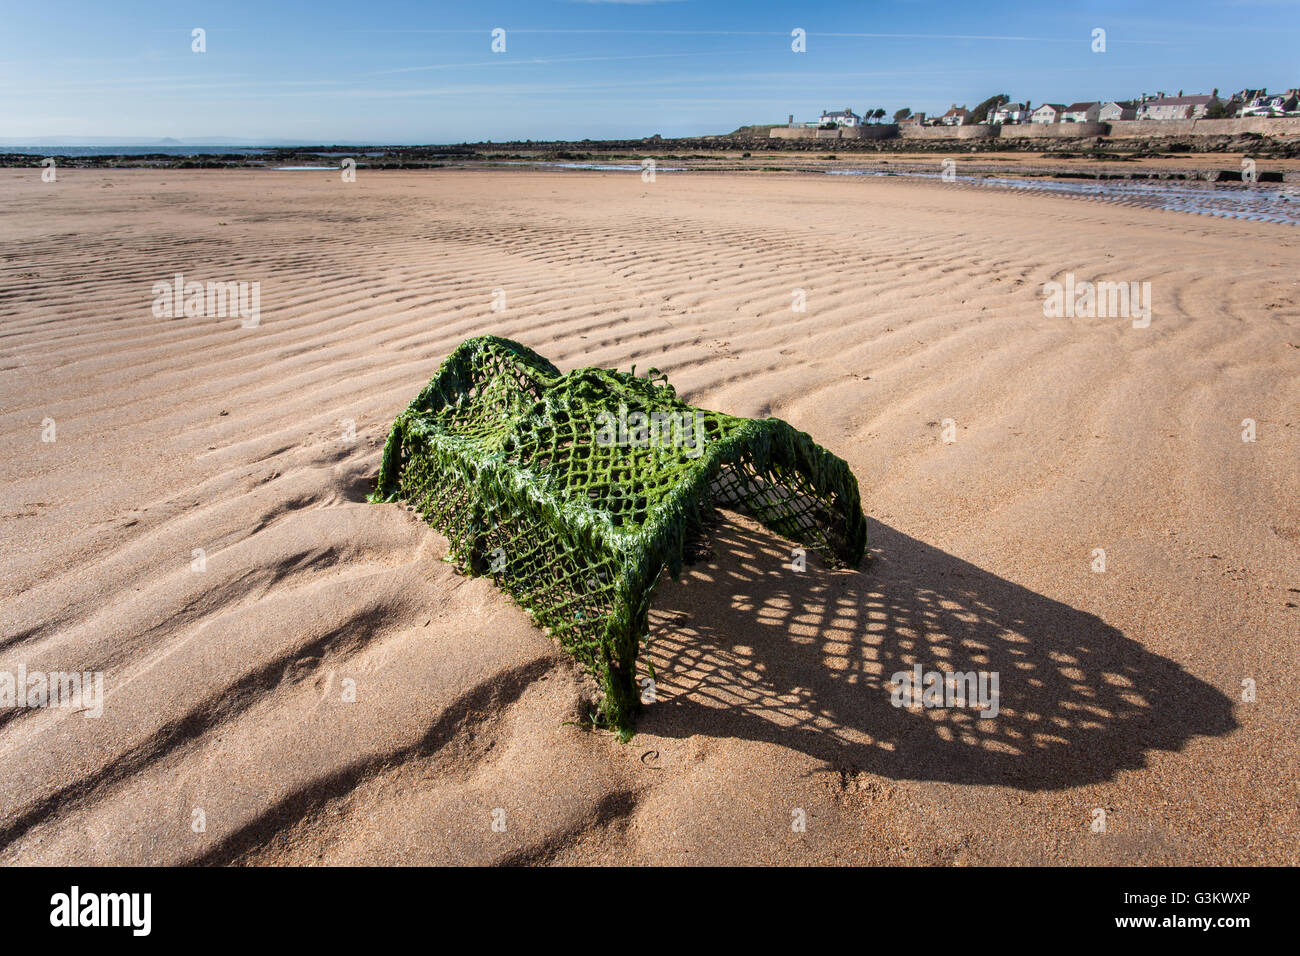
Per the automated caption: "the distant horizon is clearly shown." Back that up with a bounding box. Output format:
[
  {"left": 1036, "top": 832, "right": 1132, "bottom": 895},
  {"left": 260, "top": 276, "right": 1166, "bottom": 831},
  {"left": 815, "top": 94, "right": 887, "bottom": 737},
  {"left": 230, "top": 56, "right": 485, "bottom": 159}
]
[
  {"left": 3, "top": 86, "right": 1291, "bottom": 149},
  {"left": 0, "top": 134, "right": 730, "bottom": 148},
  {"left": 4, "top": 0, "right": 1297, "bottom": 143}
]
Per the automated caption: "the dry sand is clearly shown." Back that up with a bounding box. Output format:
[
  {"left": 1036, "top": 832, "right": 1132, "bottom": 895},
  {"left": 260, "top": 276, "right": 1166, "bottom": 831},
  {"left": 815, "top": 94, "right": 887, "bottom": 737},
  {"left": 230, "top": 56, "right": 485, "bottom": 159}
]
[{"left": 0, "top": 167, "right": 1296, "bottom": 865}]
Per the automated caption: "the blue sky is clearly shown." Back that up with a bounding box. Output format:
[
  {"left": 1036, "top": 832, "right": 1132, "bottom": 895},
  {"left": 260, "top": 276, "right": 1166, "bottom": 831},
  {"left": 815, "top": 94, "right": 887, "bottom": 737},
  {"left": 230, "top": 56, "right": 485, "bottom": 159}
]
[{"left": 2, "top": 0, "right": 1297, "bottom": 143}]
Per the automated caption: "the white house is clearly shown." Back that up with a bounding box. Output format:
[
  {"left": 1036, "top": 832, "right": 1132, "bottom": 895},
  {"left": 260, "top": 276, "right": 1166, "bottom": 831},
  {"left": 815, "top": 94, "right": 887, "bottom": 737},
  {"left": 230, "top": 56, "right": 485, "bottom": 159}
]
[
  {"left": 1099, "top": 101, "right": 1137, "bottom": 122},
  {"left": 939, "top": 105, "right": 969, "bottom": 126},
  {"left": 991, "top": 102, "right": 1030, "bottom": 124},
  {"left": 1031, "top": 103, "right": 1065, "bottom": 124},
  {"left": 820, "top": 108, "right": 862, "bottom": 128},
  {"left": 1061, "top": 101, "right": 1101, "bottom": 123},
  {"left": 1136, "top": 94, "right": 1220, "bottom": 120}
]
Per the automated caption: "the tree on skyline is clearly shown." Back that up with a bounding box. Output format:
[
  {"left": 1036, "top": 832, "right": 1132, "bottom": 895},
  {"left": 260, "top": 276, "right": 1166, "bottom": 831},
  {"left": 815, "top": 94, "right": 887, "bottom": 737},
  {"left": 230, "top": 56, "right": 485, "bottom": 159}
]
[{"left": 969, "top": 93, "right": 1011, "bottom": 125}]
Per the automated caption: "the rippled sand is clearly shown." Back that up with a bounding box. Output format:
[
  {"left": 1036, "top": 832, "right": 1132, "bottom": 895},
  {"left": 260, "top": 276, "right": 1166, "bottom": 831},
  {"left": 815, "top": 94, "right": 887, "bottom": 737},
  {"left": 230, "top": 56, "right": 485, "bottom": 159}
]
[{"left": 1, "top": 168, "right": 1296, "bottom": 865}]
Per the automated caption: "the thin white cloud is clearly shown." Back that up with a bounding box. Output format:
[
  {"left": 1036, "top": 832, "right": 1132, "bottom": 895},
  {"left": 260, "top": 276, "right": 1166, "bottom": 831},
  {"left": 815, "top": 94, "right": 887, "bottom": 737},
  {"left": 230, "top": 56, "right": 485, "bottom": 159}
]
[{"left": 366, "top": 51, "right": 714, "bottom": 76}]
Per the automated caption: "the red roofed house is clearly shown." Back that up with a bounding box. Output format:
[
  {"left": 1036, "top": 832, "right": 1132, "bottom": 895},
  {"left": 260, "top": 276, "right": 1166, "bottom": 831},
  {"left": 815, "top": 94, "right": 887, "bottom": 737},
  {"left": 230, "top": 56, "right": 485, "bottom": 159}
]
[{"left": 939, "top": 105, "right": 969, "bottom": 126}]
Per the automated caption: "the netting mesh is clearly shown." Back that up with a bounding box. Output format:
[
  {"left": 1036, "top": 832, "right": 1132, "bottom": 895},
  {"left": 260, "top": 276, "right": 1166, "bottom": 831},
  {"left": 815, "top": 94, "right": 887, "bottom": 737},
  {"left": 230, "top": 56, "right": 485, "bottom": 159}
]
[{"left": 372, "top": 335, "right": 867, "bottom": 736}]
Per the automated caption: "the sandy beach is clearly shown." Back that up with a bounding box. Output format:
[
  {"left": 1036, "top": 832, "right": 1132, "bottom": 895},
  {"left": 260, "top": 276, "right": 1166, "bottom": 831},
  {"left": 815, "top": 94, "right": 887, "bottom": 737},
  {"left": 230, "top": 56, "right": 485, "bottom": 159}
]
[{"left": 0, "top": 167, "right": 1296, "bottom": 865}]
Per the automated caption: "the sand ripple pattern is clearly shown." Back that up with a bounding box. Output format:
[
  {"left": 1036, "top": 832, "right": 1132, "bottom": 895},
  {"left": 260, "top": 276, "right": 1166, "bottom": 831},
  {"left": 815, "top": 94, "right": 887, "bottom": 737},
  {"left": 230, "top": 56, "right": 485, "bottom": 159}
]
[{"left": 0, "top": 169, "right": 1295, "bottom": 865}]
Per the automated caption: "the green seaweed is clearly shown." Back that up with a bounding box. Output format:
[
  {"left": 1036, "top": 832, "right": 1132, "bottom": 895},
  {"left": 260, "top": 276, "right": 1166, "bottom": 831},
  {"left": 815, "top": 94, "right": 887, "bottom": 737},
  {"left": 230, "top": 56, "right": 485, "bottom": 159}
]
[{"left": 372, "top": 335, "right": 867, "bottom": 737}]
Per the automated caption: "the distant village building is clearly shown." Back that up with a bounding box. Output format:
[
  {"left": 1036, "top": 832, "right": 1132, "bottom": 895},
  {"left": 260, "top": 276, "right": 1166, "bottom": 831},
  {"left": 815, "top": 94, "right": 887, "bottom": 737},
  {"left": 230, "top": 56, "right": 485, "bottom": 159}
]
[
  {"left": 1061, "top": 101, "right": 1101, "bottom": 123},
  {"left": 1136, "top": 94, "right": 1220, "bottom": 120},
  {"left": 1031, "top": 103, "right": 1066, "bottom": 124},
  {"left": 1240, "top": 91, "right": 1299, "bottom": 116},
  {"left": 820, "top": 108, "right": 862, "bottom": 128},
  {"left": 939, "top": 105, "right": 968, "bottom": 126},
  {"left": 1099, "top": 101, "right": 1137, "bottom": 122},
  {"left": 774, "top": 83, "right": 1292, "bottom": 138},
  {"left": 991, "top": 103, "right": 1030, "bottom": 124},
  {"left": 1225, "top": 89, "right": 1266, "bottom": 117}
]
